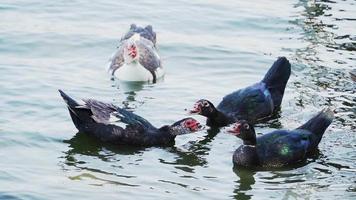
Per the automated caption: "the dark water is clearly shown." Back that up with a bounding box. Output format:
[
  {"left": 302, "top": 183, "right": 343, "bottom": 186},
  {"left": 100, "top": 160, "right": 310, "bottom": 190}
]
[{"left": 0, "top": 0, "right": 355, "bottom": 199}]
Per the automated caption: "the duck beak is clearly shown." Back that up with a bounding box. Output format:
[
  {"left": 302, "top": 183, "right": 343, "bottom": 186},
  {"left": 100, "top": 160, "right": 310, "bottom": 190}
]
[
  {"left": 192, "top": 122, "right": 202, "bottom": 132},
  {"left": 227, "top": 123, "right": 241, "bottom": 135},
  {"left": 189, "top": 103, "right": 201, "bottom": 114},
  {"left": 189, "top": 121, "right": 204, "bottom": 132}
]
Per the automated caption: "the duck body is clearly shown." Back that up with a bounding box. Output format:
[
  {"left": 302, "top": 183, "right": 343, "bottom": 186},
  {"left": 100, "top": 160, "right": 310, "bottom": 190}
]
[
  {"left": 230, "top": 109, "right": 334, "bottom": 168},
  {"left": 350, "top": 69, "right": 356, "bottom": 82},
  {"left": 233, "top": 130, "right": 312, "bottom": 167},
  {"left": 108, "top": 24, "right": 164, "bottom": 83},
  {"left": 113, "top": 61, "right": 164, "bottom": 83},
  {"left": 191, "top": 57, "right": 291, "bottom": 127},
  {"left": 81, "top": 120, "right": 174, "bottom": 146},
  {"left": 59, "top": 90, "right": 200, "bottom": 146},
  {"left": 213, "top": 82, "right": 274, "bottom": 126}
]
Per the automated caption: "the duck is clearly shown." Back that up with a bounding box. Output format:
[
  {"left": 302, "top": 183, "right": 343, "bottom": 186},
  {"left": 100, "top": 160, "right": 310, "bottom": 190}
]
[
  {"left": 228, "top": 108, "right": 334, "bottom": 168},
  {"left": 190, "top": 57, "right": 291, "bottom": 127},
  {"left": 108, "top": 24, "right": 164, "bottom": 83},
  {"left": 350, "top": 69, "right": 356, "bottom": 82},
  {"left": 59, "top": 90, "right": 201, "bottom": 146}
]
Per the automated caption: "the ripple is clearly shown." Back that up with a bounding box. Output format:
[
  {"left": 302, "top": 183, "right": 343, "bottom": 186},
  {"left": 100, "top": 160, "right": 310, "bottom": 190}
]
[{"left": 0, "top": 0, "right": 355, "bottom": 199}]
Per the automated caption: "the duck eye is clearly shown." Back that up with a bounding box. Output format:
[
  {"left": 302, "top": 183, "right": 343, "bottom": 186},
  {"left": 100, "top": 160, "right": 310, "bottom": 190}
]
[
  {"left": 203, "top": 101, "right": 209, "bottom": 107},
  {"left": 243, "top": 124, "right": 249, "bottom": 129}
]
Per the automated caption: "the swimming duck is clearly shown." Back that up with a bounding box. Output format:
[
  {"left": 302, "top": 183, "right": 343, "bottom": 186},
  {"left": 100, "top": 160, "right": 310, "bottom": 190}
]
[
  {"left": 190, "top": 57, "right": 291, "bottom": 127},
  {"left": 350, "top": 69, "right": 356, "bottom": 82},
  {"left": 228, "top": 108, "right": 334, "bottom": 168},
  {"left": 108, "top": 24, "right": 164, "bottom": 83},
  {"left": 59, "top": 90, "right": 200, "bottom": 146}
]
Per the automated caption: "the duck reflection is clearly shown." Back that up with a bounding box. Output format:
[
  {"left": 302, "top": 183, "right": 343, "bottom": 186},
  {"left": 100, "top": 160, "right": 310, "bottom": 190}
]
[
  {"left": 112, "top": 80, "right": 145, "bottom": 108},
  {"left": 115, "top": 81, "right": 145, "bottom": 94},
  {"left": 62, "top": 132, "right": 145, "bottom": 167},
  {"left": 61, "top": 126, "right": 222, "bottom": 175},
  {"left": 61, "top": 132, "right": 143, "bottom": 186},
  {"left": 161, "top": 127, "right": 221, "bottom": 169},
  {"left": 232, "top": 167, "right": 256, "bottom": 200},
  {"left": 60, "top": 125, "right": 205, "bottom": 161}
]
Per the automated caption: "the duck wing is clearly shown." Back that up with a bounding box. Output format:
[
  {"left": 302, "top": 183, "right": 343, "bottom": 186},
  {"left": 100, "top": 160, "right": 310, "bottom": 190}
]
[
  {"left": 257, "top": 130, "right": 311, "bottom": 166},
  {"left": 60, "top": 90, "right": 160, "bottom": 144},
  {"left": 136, "top": 40, "right": 161, "bottom": 82},
  {"left": 82, "top": 99, "right": 154, "bottom": 129},
  {"left": 114, "top": 106, "right": 156, "bottom": 130},
  {"left": 108, "top": 42, "right": 126, "bottom": 75},
  {"left": 218, "top": 83, "right": 274, "bottom": 121}
]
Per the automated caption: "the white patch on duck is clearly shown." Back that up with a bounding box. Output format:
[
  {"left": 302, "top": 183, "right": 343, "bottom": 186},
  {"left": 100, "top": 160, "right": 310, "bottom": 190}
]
[
  {"left": 114, "top": 61, "right": 154, "bottom": 82},
  {"left": 108, "top": 112, "right": 128, "bottom": 128}
]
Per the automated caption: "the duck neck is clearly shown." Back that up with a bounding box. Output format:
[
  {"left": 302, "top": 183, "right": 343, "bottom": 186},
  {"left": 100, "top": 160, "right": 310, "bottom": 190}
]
[
  {"left": 243, "top": 133, "right": 257, "bottom": 146},
  {"left": 207, "top": 109, "right": 230, "bottom": 127},
  {"left": 243, "top": 138, "right": 257, "bottom": 146},
  {"left": 233, "top": 143, "right": 259, "bottom": 167},
  {"left": 153, "top": 126, "right": 177, "bottom": 145},
  {"left": 159, "top": 125, "right": 186, "bottom": 137}
]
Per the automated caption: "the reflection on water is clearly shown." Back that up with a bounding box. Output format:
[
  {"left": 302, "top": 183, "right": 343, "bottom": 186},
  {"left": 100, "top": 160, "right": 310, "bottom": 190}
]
[
  {"left": 111, "top": 79, "right": 166, "bottom": 110},
  {"left": 113, "top": 80, "right": 146, "bottom": 94},
  {"left": 233, "top": 168, "right": 256, "bottom": 200},
  {"left": 63, "top": 132, "right": 145, "bottom": 164},
  {"left": 63, "top": 127, "right": 220, "bottom": 173},
  {"left": 162, "top": 127, "right": 221, "bottom": 168},
  {"left": 111, "top": 80, "right": 146, "bottom": 110}
]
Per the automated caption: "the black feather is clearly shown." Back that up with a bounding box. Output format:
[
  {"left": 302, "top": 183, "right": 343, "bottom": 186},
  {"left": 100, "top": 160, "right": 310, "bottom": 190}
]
[
  {"left": 58, "top": 90, "right": 196, "bottom": 146},
  {"left": 194, "top": 57, "right": 291, "bottom": 127},
  {"left": 58, "top": 89, "right": 79, "bottom": 108},
  {"left": 261, "top": 57, "right": 291, "bottom": 108},
  {"left": 232, "top": 109, "right": 334, "bottom": 168},
  {"left": 297, "top": 108, "right": 334, "bottom": 150}
]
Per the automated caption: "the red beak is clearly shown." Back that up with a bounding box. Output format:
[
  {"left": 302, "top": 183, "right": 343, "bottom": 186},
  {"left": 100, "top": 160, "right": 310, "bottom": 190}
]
[
  {"left": 227, "top": 123, "right": 241, "bottom": 135},
  {"left": 185, "top": 120, "right": 202, "bottom": 132},
  {"left": 190, "top": 121, "right": 202, "bottom": 132}
]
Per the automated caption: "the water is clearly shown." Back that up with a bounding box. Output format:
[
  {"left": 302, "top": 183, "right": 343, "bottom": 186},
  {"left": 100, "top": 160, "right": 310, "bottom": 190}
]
[{"left": 0, "top": 0, "right": 355, "bottom": 199}]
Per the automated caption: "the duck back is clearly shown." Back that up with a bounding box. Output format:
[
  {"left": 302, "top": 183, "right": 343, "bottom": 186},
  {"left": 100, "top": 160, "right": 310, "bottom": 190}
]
[
  {"left": 217, "top": 83, "right": 274, "bottom": 122},
  {"left": 255, "top": 130, "right": 311, "bottom": 167}
]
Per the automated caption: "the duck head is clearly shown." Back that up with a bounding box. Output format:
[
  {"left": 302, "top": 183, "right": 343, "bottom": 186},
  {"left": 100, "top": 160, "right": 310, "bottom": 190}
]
[
  {"left": 190, "top": 99, "right": 217, "bottom": 117},
  {"left": 228, "top": 120, "right": 256, "bottom": 145},
  {"left": 123, "top": 34, "right": 140, "bottom": 64},
  {"left": 169, "top": 117, "right": 202, "bottom": 135}
]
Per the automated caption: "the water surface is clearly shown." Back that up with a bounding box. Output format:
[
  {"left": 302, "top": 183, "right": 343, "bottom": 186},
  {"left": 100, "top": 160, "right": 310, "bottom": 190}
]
[{"left": 0, "top": 0, "right": 355, "bottom": 199}]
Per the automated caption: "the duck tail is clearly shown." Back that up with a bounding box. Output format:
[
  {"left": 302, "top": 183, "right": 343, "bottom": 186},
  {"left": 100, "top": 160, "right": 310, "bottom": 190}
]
[
  {"left": 58, "top": 89, "right": 79, "bottom": 108},
  {"left": 58, "top": 89, "right": 91, "bottom": 131},
  {"left": 262, "top": 57, "right": 291, "bottom": 108},
  {"left": 297, "top": 108, "right": 334, "bottom": 146}
]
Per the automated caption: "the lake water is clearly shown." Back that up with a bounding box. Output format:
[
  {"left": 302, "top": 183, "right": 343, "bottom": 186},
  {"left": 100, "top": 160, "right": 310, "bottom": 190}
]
[{"left": 0, "top": 0, "right": 355, "bottom": 199}]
